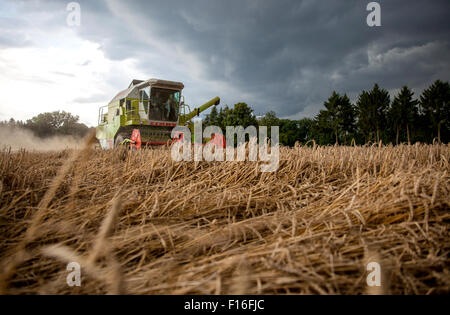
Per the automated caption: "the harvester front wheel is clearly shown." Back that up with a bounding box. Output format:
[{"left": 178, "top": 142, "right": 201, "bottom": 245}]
[{"left": 114, "top": 134, "right": 125, "bottom": 148}]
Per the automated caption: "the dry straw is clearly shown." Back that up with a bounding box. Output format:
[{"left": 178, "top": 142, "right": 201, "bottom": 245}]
[{"left": 0, "top": 141, "right": 448, "bottom": 294}]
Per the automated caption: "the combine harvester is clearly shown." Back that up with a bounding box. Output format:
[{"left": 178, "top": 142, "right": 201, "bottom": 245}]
[{"left": 96, "top": 78, "right": 221, "bottom": 149}]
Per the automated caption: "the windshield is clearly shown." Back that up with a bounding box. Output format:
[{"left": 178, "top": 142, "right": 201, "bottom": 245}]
[{"left": 148, "top": 88, "right": 180, "bottom": 122}]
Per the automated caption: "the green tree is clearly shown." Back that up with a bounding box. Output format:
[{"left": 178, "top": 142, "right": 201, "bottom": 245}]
[
  {"left": 419, "top": 80, "right": 450, "bottom": 143},
  {"left": 25, "top": 111, "right": 89, "bottom": 138},
  {"left": 338, "top": 94, "right": 357, "bottom": 145},
  {"left": 259, "top": 111, "right": 279, "bottom": 127},
  {"left": 258, "top": 113, "right": 314, "bottom": 146},
  {"left": 0, "top": 118, "right": 25, "bottom": 129},
  {"left": 323, "top": 91, "right": 341, "bottom": 144},
  {"left": 203, "top": 105, "right": 219, "bottom": 127},
  {"left": 356, "top": 84, "right": 390, "bottom": 143},
  {"left": 224, "top": 102, "right": 258, "bottom": 128},
  {"left": 217, "top": 105, "right": 230, "bottom": 131},
  {"left": 356, "top": 90, "right": 371, "bottom": 143},
  {"left": 297, "top": 118, "right": 314, "bottom": 144},
  {"left": 279, "top": 119, "right": 301, "bottom": 146},
  {"left": 313, "top": 92, "right": 356, "bottom": 145},
  {"left": 388, "top": 86, "right": 418, "bottom": 144},
  {"left": 313, "top": 109, "right": 334, "bottom": 145},
  {"left": 258, "top": 111, "right": 280, "bottom": 138}
]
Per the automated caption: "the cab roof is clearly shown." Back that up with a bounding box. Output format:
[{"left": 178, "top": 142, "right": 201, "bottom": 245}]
[{"left": 110, "top": 78, "right": 184, "bottom": 104}]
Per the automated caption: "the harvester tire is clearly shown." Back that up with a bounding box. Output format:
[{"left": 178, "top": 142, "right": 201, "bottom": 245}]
[{"left": 115, "top": 135, "right": 125, "bottom": 148}]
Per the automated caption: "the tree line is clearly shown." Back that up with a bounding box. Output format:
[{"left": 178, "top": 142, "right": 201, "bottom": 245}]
[
  {"left": 1, "top": 80, "right": 448, "bottom": 145},
  {"left": 203, "top": 80, "right": 450, "bottom": 146},
  {"left": 0, "top": 111, "right": 91, "bottom": 138}
]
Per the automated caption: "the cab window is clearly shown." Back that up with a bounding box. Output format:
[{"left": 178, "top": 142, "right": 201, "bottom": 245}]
[
  {"left": 149, "top": 88, "right": 180, "bottom": 121},
  {"left": 140, "top": 87, "right": 150, "bottom": 114}
]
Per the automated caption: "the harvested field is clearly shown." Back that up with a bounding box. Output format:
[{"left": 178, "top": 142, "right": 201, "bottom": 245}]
[{"left": 0, "top": 135, "right": 449, "bottom": 294}]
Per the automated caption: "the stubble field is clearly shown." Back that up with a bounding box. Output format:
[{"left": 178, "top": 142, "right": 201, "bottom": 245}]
[{"left": 0, "top": 134, "right": 448, "bottom": 294}]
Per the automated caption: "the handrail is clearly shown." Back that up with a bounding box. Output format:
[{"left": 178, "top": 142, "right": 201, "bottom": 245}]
[{"left": 98, "top": 105, "right": 108, "bottom": 125}]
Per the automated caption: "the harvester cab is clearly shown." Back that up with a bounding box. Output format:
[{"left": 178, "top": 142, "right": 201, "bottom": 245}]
[{"left": 96, "top": 78, "right": 219, "bottom": 149}]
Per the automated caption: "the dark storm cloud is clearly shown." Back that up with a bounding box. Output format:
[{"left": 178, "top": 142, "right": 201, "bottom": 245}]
[{"left": 4, "top": 0, "right": 450, "bottom": 118}]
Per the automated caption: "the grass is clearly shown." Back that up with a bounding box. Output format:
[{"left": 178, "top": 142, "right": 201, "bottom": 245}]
[{"left": 0, "top": 133, "right": 448, "bottom": 294}]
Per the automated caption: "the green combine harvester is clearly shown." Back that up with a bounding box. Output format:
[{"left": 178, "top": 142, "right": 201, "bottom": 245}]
[{"left": 96, "top": 78, "right": 220, "bottom": 149}]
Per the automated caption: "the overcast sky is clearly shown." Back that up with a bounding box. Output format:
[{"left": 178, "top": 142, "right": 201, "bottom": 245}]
[{"left": 1, "top": 0, "right": 449, "bottom": 126}]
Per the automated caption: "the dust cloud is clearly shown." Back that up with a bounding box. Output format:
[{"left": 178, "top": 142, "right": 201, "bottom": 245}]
[{"left": 0, "top": 126, "right": 84, "bottom": 151}]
